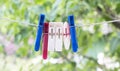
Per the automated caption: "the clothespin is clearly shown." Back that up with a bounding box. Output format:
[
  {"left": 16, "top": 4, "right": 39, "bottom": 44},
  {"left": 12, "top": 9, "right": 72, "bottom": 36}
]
[
  {"left": 48, "top": 22, "right": 63, "bottom": 51},
  {"left": 34, "top": 14, "right": 45, "bottom": 51},
  {"left": 42, "top": 22, "right": 49, "bottom": 59},
  {"left": 55, "top": 22, "right": 63, "bottom": 51},
  {"left": 63, "top": 22, "right": 70, "bottom": 50},
  {"left": 48, "top": 22, "right": 56, "bottom": 51},
  {"left": 68, "top": 15, "right": 78, "bottom": 52}
]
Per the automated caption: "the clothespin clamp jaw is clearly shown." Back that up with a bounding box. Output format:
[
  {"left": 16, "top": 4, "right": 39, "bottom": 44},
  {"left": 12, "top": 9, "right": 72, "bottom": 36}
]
[
  {"left": 68, "top": 15, "right": 78, "bottom": 52},
  {"left": 34, "top": 14, "right": 45, "bottom": 51}
]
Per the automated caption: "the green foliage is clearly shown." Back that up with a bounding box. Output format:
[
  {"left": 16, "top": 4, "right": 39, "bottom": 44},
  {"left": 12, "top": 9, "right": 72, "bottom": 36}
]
[
  {"left": 116, "top": 3, "right": 120, "bottom": 14},
  {"left": 0, "top": 0, "right": 120, "bottom": 71},
  {"left": 0, "top": 45, "right": 3, "bottom": 53},
  {"left": 16, "top": 46, "right": 29, "bottom": 57}
]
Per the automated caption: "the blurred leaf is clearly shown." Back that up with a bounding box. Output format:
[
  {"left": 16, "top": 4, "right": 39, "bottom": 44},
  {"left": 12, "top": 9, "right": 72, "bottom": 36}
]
[
  {"left": 110, "top": 36, "right": 120, "bottom": 54},
  {"left": 86, "top": 38, "right": 106, "bottom": 59},
  {"left": 0, "top": 45, "right": 3, "bottom": 53},
  {"left": 16, "top": 46, "right": 29, "bottom": 57},
  {"left": 115, "top": 3, "right": 120, "bottom": 14}
]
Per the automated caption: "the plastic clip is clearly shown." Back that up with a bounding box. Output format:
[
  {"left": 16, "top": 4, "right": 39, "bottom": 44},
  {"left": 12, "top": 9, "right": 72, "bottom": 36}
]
[
  {"left": 55, "top": 22, "right": 63, "bottom": 51},
  {"left": 48, "top": 22, "right": 56, "bottom": 51},
  {"left": 42, "top": 22, "right": 49, "bottom": 59},
  {"left": 63, "top": 22, "right": 70, "bottom": 50},
  {"left": 68, "top": 15, "right": 78, "bottom": 52},
  {"left": 34, "top": 14, "right": 45, "bottom": 51}
]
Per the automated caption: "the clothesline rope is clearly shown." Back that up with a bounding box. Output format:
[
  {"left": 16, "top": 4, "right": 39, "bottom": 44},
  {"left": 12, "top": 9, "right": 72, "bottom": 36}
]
[{"left": 0, "top": 17, "right": 120, "bottom": 28}]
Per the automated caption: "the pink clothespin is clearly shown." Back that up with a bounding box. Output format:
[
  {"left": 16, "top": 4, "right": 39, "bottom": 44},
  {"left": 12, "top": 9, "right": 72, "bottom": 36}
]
[
  {"left": 48, "top": 22, "right": 56, "bottom": 51},
  {"left": 42, "top": 22, "right": 49, "bottom": 59},
  {"left": 63, "top": 22, "right": 70, "bottom": 50},
  {"left": 55, "top": 22, "right": 63, "bottom": 51}
]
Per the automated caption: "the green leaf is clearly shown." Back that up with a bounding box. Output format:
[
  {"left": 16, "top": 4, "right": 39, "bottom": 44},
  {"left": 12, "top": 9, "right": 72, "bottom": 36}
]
[
  {"left": 86, "top": 39, "right": 106, "bottom": 59},
  {"left": 0, "top": 45, "right": 3, "bottom": 53},
  {"left": 110, "top": 37, "right": 120, "bottom": 53},
  {"left": 116, "top": 3, "right": 120, "bottom": 14}
]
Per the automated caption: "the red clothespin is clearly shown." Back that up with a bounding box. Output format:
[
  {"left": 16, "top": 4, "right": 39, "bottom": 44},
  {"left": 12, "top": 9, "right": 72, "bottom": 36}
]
[{"left": 42, "top": 22, "right": 49, "bottom": 59}]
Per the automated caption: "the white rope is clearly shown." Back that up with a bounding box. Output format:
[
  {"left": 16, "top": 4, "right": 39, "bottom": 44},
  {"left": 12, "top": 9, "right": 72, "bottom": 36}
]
[
  {"left": 0, "top": 17, "right": 120, "bottom": 27},
  {"left": 75, "top": 19, "right": 120, "bottom": 27},
  {"left": 0, "top": 17, "right": 37, "bottom": 27}
]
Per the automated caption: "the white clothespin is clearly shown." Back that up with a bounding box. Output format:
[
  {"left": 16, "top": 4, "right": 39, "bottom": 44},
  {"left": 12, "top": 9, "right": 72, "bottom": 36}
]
[
  {"left": 48, "top": 22, "right": 56, "bottom": 51},
  {"left": 63, "top": 22, "right": 70, "bottom": 50},
  {"left": 54, "top": 22, "right": 63, "bottom": 51}
]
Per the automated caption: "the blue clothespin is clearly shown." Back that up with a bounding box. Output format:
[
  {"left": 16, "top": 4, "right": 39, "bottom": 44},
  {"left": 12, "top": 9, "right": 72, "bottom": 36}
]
[
  {"left": 34, "top": 14, "right": 45, "bottom": 51},
  {"left": 68, "top": 15, "right": 78, "bottom": 52}
]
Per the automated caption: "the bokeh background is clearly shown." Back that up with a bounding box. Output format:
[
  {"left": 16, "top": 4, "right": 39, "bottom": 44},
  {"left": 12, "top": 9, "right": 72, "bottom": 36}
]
[{"left": 0, "top": 0, "right": 120, "bottom": 71}]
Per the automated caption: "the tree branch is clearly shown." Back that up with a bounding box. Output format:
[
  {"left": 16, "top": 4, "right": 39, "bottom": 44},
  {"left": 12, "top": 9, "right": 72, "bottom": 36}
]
[{"left": 96, "top": 3, "right": 120, "bottom": 29}]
